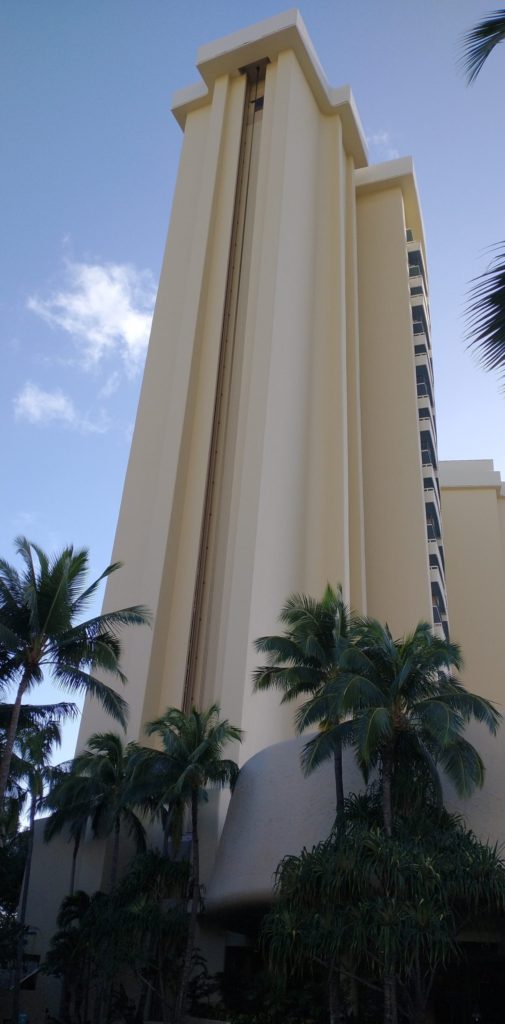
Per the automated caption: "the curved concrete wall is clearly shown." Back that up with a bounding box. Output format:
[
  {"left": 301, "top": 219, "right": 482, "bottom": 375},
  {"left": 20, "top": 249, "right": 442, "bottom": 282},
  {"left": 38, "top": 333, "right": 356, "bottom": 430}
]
[{"left": 206, "top": 734, "right": 364, "bottom": 913}]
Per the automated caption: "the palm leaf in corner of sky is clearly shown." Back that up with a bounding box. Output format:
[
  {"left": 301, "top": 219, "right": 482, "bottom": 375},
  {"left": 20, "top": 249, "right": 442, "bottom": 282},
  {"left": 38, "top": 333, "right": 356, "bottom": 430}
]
[
  {"left": 466, "top": 247, "right": 505, "bottom": 381},
  {"left": 460, "top": 9, "right": 505, "bottom": 84}
]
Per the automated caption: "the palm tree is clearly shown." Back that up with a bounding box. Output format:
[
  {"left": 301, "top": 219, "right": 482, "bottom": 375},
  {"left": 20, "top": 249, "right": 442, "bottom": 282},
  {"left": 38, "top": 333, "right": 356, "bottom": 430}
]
[
  {"left": 253, "top": 585, "right": 355, "bottom": 827},
  {"left": 461, "top": 11, "right": 505, "bottom": 378},
  {"left": 45, "top": 889, "right": 101, "bottom": 1024},
  {"left": 113, "top": 850, "right": 190, "bottom": 1024},
  {"left": 68, "top": 732, "right": 148, "bottom": 890},
  {"left": 43, "top": 767, "right": 94, "bottom": 895},
  {"left": 0, "top": 536, "right": 150, "bottom": 806},
  {"left": 0, "top": 701, "right": 77, "bottom": 839},
  {"left": 127, "top": 743, "right": 186, "bottom": 858},
  {"left": 12, "top": 719, "right": 63, "bottom": 1024},
  {"left": 146, "top": 704, "right": 242, "bottom": 1024},
  {"left": 323, "top": 619, "right": 501, "bottom": 836}
]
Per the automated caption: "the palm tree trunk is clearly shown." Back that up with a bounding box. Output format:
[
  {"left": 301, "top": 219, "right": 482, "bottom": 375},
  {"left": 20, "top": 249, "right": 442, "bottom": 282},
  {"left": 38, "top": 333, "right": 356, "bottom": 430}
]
[
  {"left": 384, "top": 974, "right": 398, "bottom": 1024},
  {"left": 109, "top": 817, "right": 121, "bottom": 890},
  {"left": 333, "top": 741, "right": 345, "bottom": 829},
  {"left": 329, "top": 961, "right": 345, "bottom": 1024},
  {"left": 160, "top": 943, "right": 170, "bottom": 1024},
  {"left": 162, "top": 809, "right": 170, "bottom": 858},
  {"left": 381, "top": 748, "right": 393, "bottom": 836},
  {"left": 174, "top": 789, "right": 199, "bottom": 1024},
  {"left": 381, "top": 746, "right": 396, "bottom": 1024},
  {"left": 59, "top": 833, "right": 81, "bottom": 1023},
  {"left": 70, "top": 832, "right": 80, "bottom": 895},
  {"left": 12, "top": 789, "right": 36, "bottom": 1024},
  {"left": 0, "top": 670, "right": 30, "bottom": 808}
]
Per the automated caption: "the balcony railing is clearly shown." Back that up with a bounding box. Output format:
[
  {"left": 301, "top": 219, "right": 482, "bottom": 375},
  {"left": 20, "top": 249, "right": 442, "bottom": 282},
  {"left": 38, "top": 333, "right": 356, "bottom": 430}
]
[
  {"left": 421, "top": 448, "right": 436, "bottom": 467},
  {"left": 413, "top": 321, "right": 427, "bottom": 336}
]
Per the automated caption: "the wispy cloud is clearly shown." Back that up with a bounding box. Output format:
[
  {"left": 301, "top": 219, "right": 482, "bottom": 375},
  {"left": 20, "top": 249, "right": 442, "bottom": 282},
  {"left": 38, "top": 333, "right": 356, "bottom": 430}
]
[
  {"left": 99, "top": 370, "right": 121, "bottom": 398},
  {"left": 27, "top": 261, "right": 156, "bottom": 376},
  {"left": 366, "top": 130, "right": 400, "bottom": 162},
  {"left": 14, "top": 382, "right": 109, "bottom": 434},
  {"left": 14, "top": 511, "right": 37, "bottom": 530}
]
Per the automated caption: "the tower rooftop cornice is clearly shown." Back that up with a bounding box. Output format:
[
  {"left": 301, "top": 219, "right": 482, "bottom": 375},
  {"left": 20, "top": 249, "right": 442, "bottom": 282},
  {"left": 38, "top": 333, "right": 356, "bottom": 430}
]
[
  {"left": 356, "top": 156, "right": 426, "bottom": 255},
  {"left": 171, "top": 8, "right": 368, "bottom": 167}
]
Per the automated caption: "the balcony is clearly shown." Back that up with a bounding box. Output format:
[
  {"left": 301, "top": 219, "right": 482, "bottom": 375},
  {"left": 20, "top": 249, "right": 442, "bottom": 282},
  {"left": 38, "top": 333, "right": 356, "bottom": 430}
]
[
  {"left": 416, "top": 350, "right": 433, "bottom": 391},
  {"left": 421, "top": 432, "right": 438, "bottom": 472},
  {"left": 433, "top": 619, "right": 449, "bottom": 640},
  {"left": 418, "top": 407, "right": 437, "bottom": 443},
  {"left": 424, "top": 488, "right": 441, "bottom": 520},
  {"left": 432, "top": 603, "right": 449, "bottom": 640},
  {"left": 413, "top": 320, "right": 431, "bottom": 341},
  {"left": 438, "top": 543, "right": 446, "bottom": 574},
  {"left": 414, "top": 341, "right": 434, "bottom": 377},
  {"left": 422, "top": 448, "right": 435, "bottom": 467},
  {"left": 430, "top": 561, "right": 445, "bottom": 591},
  {"left": 417, "top": 382, "right": 435, "bottom": 409}
]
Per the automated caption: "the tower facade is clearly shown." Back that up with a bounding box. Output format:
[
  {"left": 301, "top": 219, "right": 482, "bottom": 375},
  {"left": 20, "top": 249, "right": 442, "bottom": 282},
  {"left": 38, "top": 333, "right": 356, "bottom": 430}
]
[
  {"left": 78, "top": 12, "right": 440, "bottom": 770},
  {"left": 19, "top": 18, "right": 505, "bottom": 1017}
]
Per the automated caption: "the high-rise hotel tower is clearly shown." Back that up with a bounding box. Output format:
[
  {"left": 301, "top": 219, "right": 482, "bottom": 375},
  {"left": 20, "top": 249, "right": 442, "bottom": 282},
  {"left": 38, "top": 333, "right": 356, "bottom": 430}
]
[
  {"left": 23, "top": 13, "right": 505, "bottom": 1009},
  {"left": 78, "top": 10, "right": 448, "bottom": 762}
]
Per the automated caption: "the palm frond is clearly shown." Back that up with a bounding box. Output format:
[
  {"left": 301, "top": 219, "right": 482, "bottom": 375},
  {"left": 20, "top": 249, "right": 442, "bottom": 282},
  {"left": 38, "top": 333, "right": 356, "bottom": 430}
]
[
  {"left": 301, "top": 719, "right": 355, "bottom": 777},
  {"left": 438, "top": 737, "right": 485, "bottom": 797},
  {"left": 461, "top": 10, "right": 505, "bottom": 84},
  {"left": 51, "top": 665, "right": 129, "bottom": 728},
  {"left": 69, "top": 561, "right": 123, "bottom": 616},
  {"left": 356, "top": 707, "right": 393, "bottom": 764},
  {"left": 466, "top": 247, "right": 505, "bottom": 379}
]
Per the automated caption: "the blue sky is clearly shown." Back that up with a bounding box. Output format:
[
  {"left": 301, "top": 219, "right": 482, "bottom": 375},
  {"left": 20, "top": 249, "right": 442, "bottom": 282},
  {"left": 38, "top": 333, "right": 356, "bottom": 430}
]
[{"left": 2, "top": 1, "right": 505, "bottom": 759}]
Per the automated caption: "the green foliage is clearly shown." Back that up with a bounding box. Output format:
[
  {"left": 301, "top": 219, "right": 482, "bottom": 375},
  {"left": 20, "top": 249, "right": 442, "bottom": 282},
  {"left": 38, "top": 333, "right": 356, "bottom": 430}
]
[
  {"left": 0, "top": 536, "right": 151, "bottom": 807},
  {"left": 44, "top": 850, "right": 190, "bottom": 1024},
  {"left": 146, "top": 704, "right": 242, "bottom": 1024},
  {"left": 460, "top": 11, "right": 505, "bottom": 378},
  {"left": 460, "top": 9, "right": 505, "bottom": 84},
  {"left": 145, "top": 704, "right": 243, "bottom": 803},
  {"left": 262, "top": 794, "right": 505, "bottom": 1022},
  {"left": 254, "top": 585, "right": 354, "bottom": 822},
  {"left": 0, "top": 830, "right": 26, "bottom": 967},
  {"left": 466, "top": 249, "right": 505, "bottom": 382}
]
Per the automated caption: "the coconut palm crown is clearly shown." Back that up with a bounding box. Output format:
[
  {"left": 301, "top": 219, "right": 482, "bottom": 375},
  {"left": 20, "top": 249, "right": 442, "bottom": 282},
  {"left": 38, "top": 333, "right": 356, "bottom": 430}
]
[
  {"left": 253, "top": 585, "right": 356, "bottom": 826},
  {"left": 0, "top": 536, "right": 150, "bottom": 805},
  {"left": 146, "top": 704, "right": 242, "bottom": 1024},
  {"left": 315, "top": 619, "right": 501, "bottom": 834}
]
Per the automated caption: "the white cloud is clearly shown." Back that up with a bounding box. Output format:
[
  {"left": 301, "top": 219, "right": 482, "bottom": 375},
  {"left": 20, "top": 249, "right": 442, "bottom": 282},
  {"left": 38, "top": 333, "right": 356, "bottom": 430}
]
[
  {"left": 99, "top": 370, "right": 121, "bottom": 398},
  {"left": 27, "top": 260, "right": 156, "bottom": 376},
  {"left": 14, "top": 511, "right": 37, "bottom": 529},
  {"left": 366, "top": 130, "right": 400, "bottom": 161},
  {"left": 14, "top": 382, "right": 109, "bottom": 434}
]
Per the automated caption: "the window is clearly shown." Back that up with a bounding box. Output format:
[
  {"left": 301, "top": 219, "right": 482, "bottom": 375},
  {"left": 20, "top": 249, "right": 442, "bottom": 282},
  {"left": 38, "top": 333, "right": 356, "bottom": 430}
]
[
  {"left": 408, "top": 249, "right": 426, "bottom": 286},
  {"left": 412, "top": 305, "right": 430, "bottom": 340},
  {"left": 416, "top": 366, "right": 433, "bottom": 404}
]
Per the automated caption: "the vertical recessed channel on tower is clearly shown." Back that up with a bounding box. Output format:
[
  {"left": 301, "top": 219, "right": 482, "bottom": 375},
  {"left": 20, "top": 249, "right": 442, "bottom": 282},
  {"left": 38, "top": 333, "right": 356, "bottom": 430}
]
[{"left": 182, "top": 62, "right": 267, "bottom": 712}]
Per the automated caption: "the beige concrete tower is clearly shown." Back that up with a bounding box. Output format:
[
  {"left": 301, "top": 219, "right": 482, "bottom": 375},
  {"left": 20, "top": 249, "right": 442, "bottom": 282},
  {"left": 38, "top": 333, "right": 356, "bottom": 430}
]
[
  {"left": 20, "top": 20, "right": 505, "bottom": 1018},
  {"left": 77, "top": 12, "right": 440, "bottom": 773}
]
